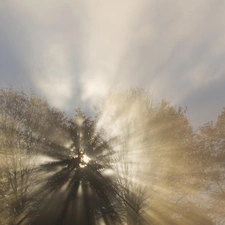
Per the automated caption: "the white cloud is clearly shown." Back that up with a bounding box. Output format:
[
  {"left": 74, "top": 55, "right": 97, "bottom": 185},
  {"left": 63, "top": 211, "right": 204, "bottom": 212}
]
[
  {"left": 32, "top": 42, "right": 74, "bottom": 108},
  {"left": 2, "top": 0, "right": 85, "bottom": 110},
  {"left": 1, "top": 0, "right": 225, "bottom": 125},
  {"left": 79, "top": 0, "right": 147, "bottom": 106}
]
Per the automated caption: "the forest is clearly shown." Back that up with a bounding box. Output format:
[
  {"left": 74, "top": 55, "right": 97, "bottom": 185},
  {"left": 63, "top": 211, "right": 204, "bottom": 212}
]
[{"left": 0, "top": 87, "right": 224, "bottom": 225}]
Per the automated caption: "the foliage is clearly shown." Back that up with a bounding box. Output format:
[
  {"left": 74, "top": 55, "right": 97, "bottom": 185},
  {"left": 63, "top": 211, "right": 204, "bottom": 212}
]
[{"left": 0, "top": 87, "right": 224, "bottom": 224}]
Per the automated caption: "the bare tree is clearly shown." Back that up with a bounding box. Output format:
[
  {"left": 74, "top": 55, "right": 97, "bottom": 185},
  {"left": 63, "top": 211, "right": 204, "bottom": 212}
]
[{"left": 0, "top": 88, "right": 71, "bottom": 224}]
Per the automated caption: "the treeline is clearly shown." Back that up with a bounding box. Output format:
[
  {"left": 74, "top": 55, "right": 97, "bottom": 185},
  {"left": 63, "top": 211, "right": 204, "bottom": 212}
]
[{"left": 0, "top": 88, "right": 224, "bottom": 225}]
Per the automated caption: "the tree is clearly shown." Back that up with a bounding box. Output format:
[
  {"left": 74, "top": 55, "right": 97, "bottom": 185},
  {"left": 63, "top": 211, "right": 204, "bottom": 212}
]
[
  {"left": 0, "top": 88, "right": 71, "bottom": 224},
  {"left": 195, "top": 108, "right": 225, "bottom": 224},
  {"left": 96, "top": 88, "right": 213, "bottom": 224},
  {"left": 0, "top": 87, "right": 220, "bottom": 225},
  {"left": 0, "top": 88, "right": 33, "bottom": 224}
]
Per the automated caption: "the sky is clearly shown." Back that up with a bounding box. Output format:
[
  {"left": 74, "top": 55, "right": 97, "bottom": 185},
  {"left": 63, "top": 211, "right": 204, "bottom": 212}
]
[{"left": 1, "top": 0, "right": 225, "bottom": 128}]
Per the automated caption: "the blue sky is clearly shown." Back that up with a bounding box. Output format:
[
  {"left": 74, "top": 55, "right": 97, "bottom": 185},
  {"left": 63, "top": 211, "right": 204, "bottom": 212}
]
[{"left": 1, "top": 0, "right": 225, "bottom": 127}]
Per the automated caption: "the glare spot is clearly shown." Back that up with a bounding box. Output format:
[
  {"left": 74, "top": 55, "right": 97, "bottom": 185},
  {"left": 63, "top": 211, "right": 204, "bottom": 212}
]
[{"left": 82, "top": 154, "right": 90, "bottom": 164}]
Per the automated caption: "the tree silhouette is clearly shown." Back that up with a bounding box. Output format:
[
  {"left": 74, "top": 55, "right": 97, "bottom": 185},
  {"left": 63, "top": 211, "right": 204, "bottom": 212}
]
[
  {"left": 0, "top": 88, "right": 70, "bottom": 224},
  {"left": 1, "top": 87, "right": 225, "bottom": 224},
  {"left": 0, "top": 91, "right": 121, "bottom": 225}
]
